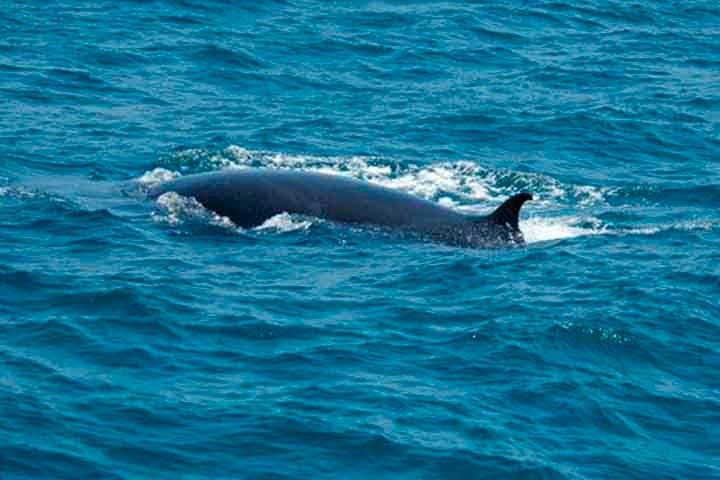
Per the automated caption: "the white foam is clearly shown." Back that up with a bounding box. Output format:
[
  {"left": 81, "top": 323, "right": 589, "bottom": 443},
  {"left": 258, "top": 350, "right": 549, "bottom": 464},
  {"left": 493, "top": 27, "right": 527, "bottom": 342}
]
[
  {"left": 438, "top": 196, "right": 455, "bottom": 208},
  {"left": 618, "top": 220, "right": 715, "bottom": 236},
  {"left": 521, "top": 216, "right": 717, "bottom": 244},
  {"left": 0, "top": 185, "right": 39, "bottom": 200},
  {"left": 223, "top": 145, "right": 252, "bottom": 162},
  {"left": 521, "top": 216, "right": 607, "bottom": 244},
  {"left": 137, "top": 168, "right": 180, "bottom": 187},
  {"left": 254, "top": 212, "right": 312, "bottom": 233},
  {"left": 371, "top": 163, "right": 492, "bottom": 202},
  {"left": 153, "top": 192, "right": 236, "bottom": 230},
  {"left": 574, "top": 184, "right": 607, "bottom": 206},
  {"left": 671, "top": 220, "right": 715, "bottom": 232},
  {"left": 624, "top": 225, "right": 661, "bottom": 235}
]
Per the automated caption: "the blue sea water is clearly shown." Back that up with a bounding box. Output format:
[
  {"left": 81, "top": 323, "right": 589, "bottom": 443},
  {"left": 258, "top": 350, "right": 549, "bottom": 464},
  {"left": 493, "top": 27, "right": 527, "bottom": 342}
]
[{"left": 1, "top": 0, "right": 719, "bottom": 478}]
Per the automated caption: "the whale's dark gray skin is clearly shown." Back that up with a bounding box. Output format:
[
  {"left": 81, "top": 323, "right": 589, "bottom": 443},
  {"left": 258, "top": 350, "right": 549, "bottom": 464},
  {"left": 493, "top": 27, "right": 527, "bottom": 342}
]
[{"left": 150, "top": 168, "right": 533, "bottom": 247}]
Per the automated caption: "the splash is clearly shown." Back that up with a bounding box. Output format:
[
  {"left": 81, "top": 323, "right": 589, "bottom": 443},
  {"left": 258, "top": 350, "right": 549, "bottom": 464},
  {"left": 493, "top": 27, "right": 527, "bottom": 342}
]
[
  {"left": 145, "top": 144, "right": 612, "bottom": 209},
  {"left": 369, "top": 162, "right": 492, "bottom": 202},
  {"left": 255, "top": 213, "right": 313, "bottom": 233},
  {"left": 521, "top": 215, "right": 607, "bottom": 244},
  {"left": 521, "top": 216, "right": 717, "bottom": 244},
  {"left": 137, "top": 168, "right": 181, "bottom": 188},
  {"left": 152, "top": 192, "right": 236, "bottom": 230},
  {"left": 153, "top": 193, "right": 315, "bottom": 233}
]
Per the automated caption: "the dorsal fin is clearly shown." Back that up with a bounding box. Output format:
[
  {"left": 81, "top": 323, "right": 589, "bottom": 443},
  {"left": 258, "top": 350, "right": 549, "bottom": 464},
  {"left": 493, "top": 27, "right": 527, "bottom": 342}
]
[{"left": 487, "top": 193, "right": 533, "bottom": 230}]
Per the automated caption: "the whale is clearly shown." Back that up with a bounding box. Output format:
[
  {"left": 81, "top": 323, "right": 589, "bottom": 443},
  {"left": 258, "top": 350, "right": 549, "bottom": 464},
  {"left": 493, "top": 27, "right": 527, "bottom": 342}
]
[{"left": 150, "top": 168, "right": 533, "bottom": 248}]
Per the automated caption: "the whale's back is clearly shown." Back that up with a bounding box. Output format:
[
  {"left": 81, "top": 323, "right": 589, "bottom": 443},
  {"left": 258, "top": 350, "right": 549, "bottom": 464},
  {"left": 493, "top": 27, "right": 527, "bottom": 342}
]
[
  {"left": 150, "top": 168, "right": 532, "bottom": 247},
  {"left": 151, "top": 169, "right": 467, "bottom": 230}
]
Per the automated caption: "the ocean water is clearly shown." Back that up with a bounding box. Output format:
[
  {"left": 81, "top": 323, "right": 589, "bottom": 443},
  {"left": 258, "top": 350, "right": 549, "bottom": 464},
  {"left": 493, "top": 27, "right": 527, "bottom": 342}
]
[{"left": 1, "top": 1, "right": 719, "bottom": 478}]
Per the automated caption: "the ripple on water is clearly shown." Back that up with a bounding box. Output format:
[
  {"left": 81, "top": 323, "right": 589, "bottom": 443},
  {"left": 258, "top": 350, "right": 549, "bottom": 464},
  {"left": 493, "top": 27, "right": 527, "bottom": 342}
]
[{"left": 1, "top": 0, "right": 719, "bottom": 479}]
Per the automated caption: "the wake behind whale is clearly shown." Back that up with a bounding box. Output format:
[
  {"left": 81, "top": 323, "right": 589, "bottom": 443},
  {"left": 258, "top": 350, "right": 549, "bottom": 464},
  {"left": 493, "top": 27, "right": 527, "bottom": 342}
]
[{"left": 150, "top": 168, "right": 533, "bottom": 248}]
